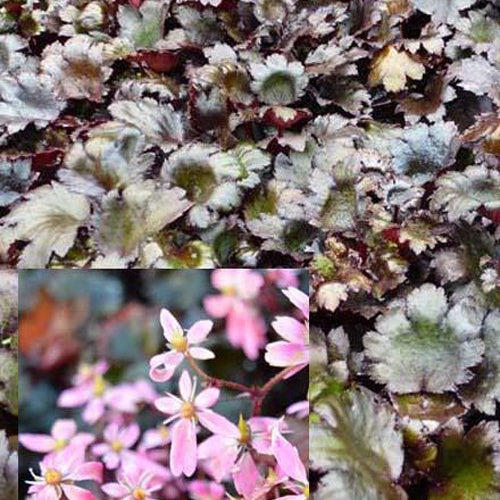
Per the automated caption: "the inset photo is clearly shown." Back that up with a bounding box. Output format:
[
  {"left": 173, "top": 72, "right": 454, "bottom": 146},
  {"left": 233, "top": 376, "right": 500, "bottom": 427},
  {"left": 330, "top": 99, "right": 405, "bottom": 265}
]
[{"left": 18, "top": 269, "right": 308, "bottom": 499}]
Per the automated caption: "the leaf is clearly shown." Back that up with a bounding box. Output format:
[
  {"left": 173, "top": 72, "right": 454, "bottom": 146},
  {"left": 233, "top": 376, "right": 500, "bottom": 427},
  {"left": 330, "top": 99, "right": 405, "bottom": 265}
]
[
  {"left": 118, "top": 0, "right": 166, "bottom": 49},
  {"left": 363, "top": 284, "right": 485, "bottom": 393},
  {"left": 433, "top": 165, "right": 500, "bottom": 221},
  {"left": 450, "top": 55, "right": 500, "bottom": 105},
  {"left": 461, "top": 310, "right": 500, "bottom": 415},
  {"left": 0, "top": 72, "right": 63, "bottom": 134},
  {"left": 41, "top": 36, "right": 113, "bottom": 102},
  {"left": 109, "top": 98, "right": 184, "bottom": 151},
  {"left": 311, "top": 388, "right": 406, "bottom": 500},
  {"left": 430, "top": 419, "right": 500, "bottom": 499},
  {"left": 4, "top": 183, "right": 90, "bottom": 267},
  {"left": 96, "top": 182, "right": 191, "bottom": 257},
  {"left": 61, "top": 121, "right": 153, "bottom": 194},
  {"left": 210, "top": 144, "right": 271, "bottom": 188},
  {"left": 18, "top": 289, "right": 85, "bottom": 371},
  {"left": 0, "top": 157, "right": 32, "bottom": 206},
  {"left": 369, "top": 46, "right": 425, "bottom": 93},
  {"left": 413, "top": 0, "right": 476, "bottom": 25}
]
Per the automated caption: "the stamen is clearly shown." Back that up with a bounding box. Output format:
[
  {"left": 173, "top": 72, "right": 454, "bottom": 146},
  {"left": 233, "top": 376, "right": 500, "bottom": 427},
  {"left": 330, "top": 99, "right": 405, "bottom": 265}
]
[
  {"left": 44, "top": 469, "right": 62, "bottom": 485},
  {"left": 132, "top": 488, "right": 147, "bottom": 500},
  {"left": 181, "top": 401, "right": 196, "bottom": 419},
  {"left": 111, "top": 440, "right": 123, "bottom": 452}
]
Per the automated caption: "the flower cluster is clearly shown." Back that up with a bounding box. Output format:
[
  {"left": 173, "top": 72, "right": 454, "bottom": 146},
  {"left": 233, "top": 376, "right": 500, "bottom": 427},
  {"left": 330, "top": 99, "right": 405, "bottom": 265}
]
[{"left": 20, "top": 270, "right": 309, "bottom": 499}]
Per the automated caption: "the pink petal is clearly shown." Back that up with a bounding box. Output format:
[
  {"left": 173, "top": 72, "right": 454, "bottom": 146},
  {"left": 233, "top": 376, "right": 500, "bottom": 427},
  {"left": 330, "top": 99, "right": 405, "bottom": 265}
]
[
  {"left": 211, "top": 269, "right": 235, "bottom": 290},
  {"left": 52, "top": 419, "right": 77, "bottom": 440},
  {"left": 170, "top": 419, "right": 197, "bottom": 477},
  {"left": 197, "top": 436, "right": 238, "bottom": 482},
  {"left": 30, "top": 485, "right": 60, "bottom": 500},
  {"left": 265, "top": 342, "right": 308, "bottom": 368},
  {"left": 91, "top": 443, "right": 109, "bottom": 457},
  {"left": 19, "top": 434, "right": 55, "bottom": 453},
  {"left": 58, "top": 385, "right": 91, "bottom": 407},
  {"left": 282, "top": 287, "right": 309, "bottom": 319},
  {"left": 233, "top": 452, "right": 261, "bottom": 498},
  {"left": 178, "top": 370, "right": 193, "bottom": 401},
  {"left": 197, "top": 410, "right": 239, "bottom": 438},
  {"left": 103, "top": 423, "right": 119, "bottom": 442},
  {"left": 160, "top": 309, "right": 183, "bottom": 342},
  {"left": 61, "top": 484, "right": 97, "bottom": 500},
  {"left": 272, "top": 317, "right": 307, "bottom": 344},
  {"left": 227, "top": 304, "right": 266, "bottom": 360},
  {"left": 72, "top": 433, "right": 95, "bottom": 448},
  {"left": 155, "top": 395, "right": 182, "bottom": 415},
  {"left": 55, "top": 443, "right": 86, "bottom": 474},
  {"left": 103, "top": 451, "right": 120, "bottom": 470},
  {"left": 286, "top": 400, "right": 309, "bottom": 418},
  {"left": 102, "top": 483, "right": 130, "bottom": 497},
  {"left": 73, "top": 462, "right": 103, "bottom": 483},
  {"left": 189, "top": 346, "right": 215, "bottom": 360},
  {"left": 187, "top": 320, "right": 213, "bottom": 344},
  {"left": 149, "top": 352, "right": 182, "bottom": 382},
  {"left": 244, "top": 271, "right": 265, "bottom": 297},
  {"left": 121, "top": 423, "right": 140, "bottom": 447},
  {"left": 194, "top": 387, "right": 220, "bottom": 409},
  {"left": 272, "top": 425, "right": 307, "bottom": 484},
  {"left": 83, "top": 398, "right": 104, "bottom": 424},
  {"left": 203, "top": 295, "right": 233, "bottom": 318}
]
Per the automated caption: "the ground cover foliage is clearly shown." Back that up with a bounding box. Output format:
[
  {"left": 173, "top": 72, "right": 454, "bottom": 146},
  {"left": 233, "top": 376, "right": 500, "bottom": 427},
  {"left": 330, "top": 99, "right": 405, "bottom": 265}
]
[{"left": 1, "top": 0, "right": 500, "bottom": 497}]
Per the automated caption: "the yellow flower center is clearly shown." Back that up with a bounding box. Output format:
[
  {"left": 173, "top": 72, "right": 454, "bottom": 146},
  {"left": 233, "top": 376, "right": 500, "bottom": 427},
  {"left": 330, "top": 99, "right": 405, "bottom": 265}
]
[
  {"left": 170, "top": 332, "right": 188, "bottom": 353},
  {"left": 93, "top": 375, "right": 106, "bottom": 396},
  {"left": 181, "top": 402, "right": 196, "bottom": 419},
  {"left": 44, "top": 469, "right": 62, "bottom": 485},
  {"left": 53, "top": 438, "right": 67, "bottom": 452},
  {"left": 221, "top": 285, "right": 237, "bottom": 296},
  {"left": 111, "top": 440, "right": 123, "bottom": 452},
  {"left": 79, "top": 363, "right": 92, "bottom": 377},
  {"left": 158, "top": 425, "right": 169, "bottom": 440},
  {"left": 303, "top": 484, "right": 309, "bottom": 498},
  {"left": 237, "top": 414, "right": 251, "bottom": 445},
  {"left": 132, "top": 488, "right": 147, "bottom": 500}
]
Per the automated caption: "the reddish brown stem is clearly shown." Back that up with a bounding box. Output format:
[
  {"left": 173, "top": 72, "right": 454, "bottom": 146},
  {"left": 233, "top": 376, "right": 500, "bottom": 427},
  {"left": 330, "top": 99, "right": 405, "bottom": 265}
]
[{"left": 186, "top": 353, "right": 298, "bottom": 416}]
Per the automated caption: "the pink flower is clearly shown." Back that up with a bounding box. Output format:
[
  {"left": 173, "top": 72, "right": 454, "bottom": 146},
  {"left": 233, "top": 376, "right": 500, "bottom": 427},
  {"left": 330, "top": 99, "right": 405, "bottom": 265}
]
[
  {"left": 188, "top": 480, "right": 225, "bottom": 500},
  {"left": 247, "top": 417, "right": 287, "bottom": 455},
  {"left": 198, "top": 415, "right": 248, "bottom": 482},
  {"left": 204, "top": 270, "right": 266, "bottom": 360},
  {"left": 91, "top": 423, "right": 140, "bottom": 470},
  {"left": 149, "top": 309, "right": 215, "bottom": 382},
  {"left": 286, "top": 400, "right": 309, "bottom": 419},
  {"left": 106, "top": 380, "right": 158, "bottom": 414},
  {"left": 20, "top": 419, "right": 94, "bottom": 456},
  {"left": 271, "top": 423, "right": 309, "bottom": 500},
  {"left": 140, "top": 424, "right": 171, "bottom": 450},
  {"left": 154, "top": 370, "right": 235, "bottom": 477},
  {"left": 282, "top": 287, "right": 309, "bottom": 319},
  {"left": 27, "top": 444, "right": 102, "bottom": 500},
  {"left": 232, "top": 452, "right": 268, "bottom": 499},
  {"left": 265, "top": 287, "right": 309, "bottom": 377},
  {"left": 198, "top": 415, "right": 285, "bottom": 482},
  {"left": 266, "top": 270, "right": 299, "bottom": 288},
  {"left": 58, "top": 361, "right": 109, "bottom": 424},
  {"left": 102, "top": 462, "right": 162, "bottom": 500}
]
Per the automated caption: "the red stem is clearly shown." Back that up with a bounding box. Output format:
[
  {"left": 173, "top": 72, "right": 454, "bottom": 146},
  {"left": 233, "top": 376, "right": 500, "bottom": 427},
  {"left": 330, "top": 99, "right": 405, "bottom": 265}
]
[{"left": 185, "top": 354, "right": 297, "bottom": 416}]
